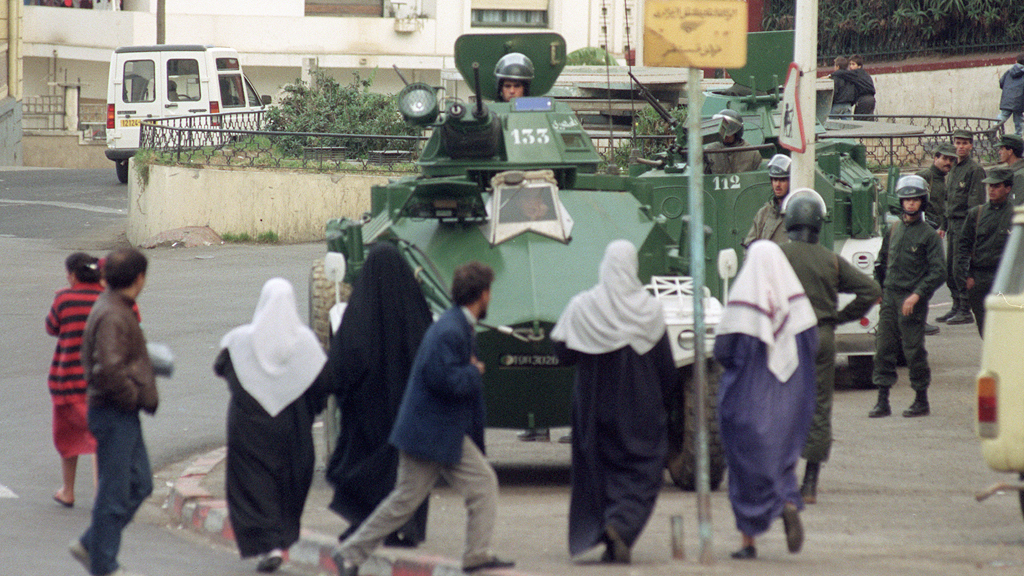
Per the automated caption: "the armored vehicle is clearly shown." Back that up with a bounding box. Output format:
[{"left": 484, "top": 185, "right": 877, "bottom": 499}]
[{"left": 310, "top": 31, "right": 885, "bottom": 490}]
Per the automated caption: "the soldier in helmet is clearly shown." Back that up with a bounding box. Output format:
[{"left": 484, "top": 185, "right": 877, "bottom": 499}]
[
  {"left": 742, "top": 154, "right": 792, "bottom": 247},
  {"left": 494, "top": 53, "right": 533, "bottom": 102},
  {"left": 779, "top": 189, "right": 880, "bottom": 504},
  {"left": 956, "top": 166, "right": 1016, "bottom": 337},
  {"left": 868, "top": 175, "right": 946, "bottom": 419},
  {"left": 705, "top": 109, "right": 763, "bottom": 175}
]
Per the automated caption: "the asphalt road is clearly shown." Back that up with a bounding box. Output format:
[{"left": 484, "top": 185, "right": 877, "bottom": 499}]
[{"left": 3, "top": 168, "right": 1023, "bottom": 576}]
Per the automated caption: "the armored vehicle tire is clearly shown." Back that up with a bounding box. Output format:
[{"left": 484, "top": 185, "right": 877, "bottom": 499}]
[
  {"left": 308, "top": 257, "right": 351, "bottom": 457},
  {"left": 115, "top": 160, "right": 129, "bottom": 184},
  {"left": 842, "top": 355, "right": 875, "bottom": 389},
  {"left": 666, "top": 360, "right": 725, "bottom": 491}
]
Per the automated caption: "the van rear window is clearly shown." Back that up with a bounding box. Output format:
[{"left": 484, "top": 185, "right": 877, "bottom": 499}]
[
  {"left": 167, "top": 59, "right": 201, "bottom": 102},
  {"left": 219, "top": 74, "right": 245, "bottom": 108},
  {"left": 216, "top": 58, "right": 241, "bottom": 71},
  {"left": 123, "top": 60, "right": 155, "bottom": 103}
]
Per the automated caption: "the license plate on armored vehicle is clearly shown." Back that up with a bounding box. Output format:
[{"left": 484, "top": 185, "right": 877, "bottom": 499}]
[{"left": 120, "top": 119, "right": 141, "bottom": 127}]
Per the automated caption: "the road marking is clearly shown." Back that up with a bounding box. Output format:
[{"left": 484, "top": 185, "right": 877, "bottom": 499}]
[
  {"left": 0, "top": 483, "right": 18, "bottom": 498},
  {"left": 0, "top": 198, "right": 126, "bottom": 215}
]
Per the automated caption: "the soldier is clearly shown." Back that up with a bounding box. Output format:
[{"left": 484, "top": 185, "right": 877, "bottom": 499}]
[
  {"left": 494, "top": 53, "right": 533, "bottom": 102},
  {"left": 704, "top": 109, "right": 762, "bottom": 175},
  {"left": 779, "top": 189, "right": 881, "bottom": 504},
  {"left": 995, "top": 133, "right": 1024, "bottom": 206},
  {"left": 938, "top": 129, "right": 986, "bottom": 325},
  {"left": 957, "top": 166, "right": 1016, "bottom": 337},
  {"left": 868, "top": 176, "right": 946, "bottom": 419},
  {"left": 916, "top": 143, "right": 956, "bottom": 232},
  {"left": 742, "top": 154, "right": 792, "bottom": 247},
  {"left": 916, "top": 142, "right": 957, "bottom": 336}
]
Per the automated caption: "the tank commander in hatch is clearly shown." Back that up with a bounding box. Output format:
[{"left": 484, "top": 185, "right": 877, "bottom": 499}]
[
  {"left": 495, "top": 53, "right": 533, "bottom": 102},
  {"left": 705, "top": 109, "right": 763, "bottom": 175},
  {"left": 742, "top": 154, "right": 792, "bottom": 248}
]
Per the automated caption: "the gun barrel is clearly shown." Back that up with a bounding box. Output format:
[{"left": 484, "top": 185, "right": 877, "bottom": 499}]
[{"left": 628, "top": 70, "right": 676, "bottom": 127}]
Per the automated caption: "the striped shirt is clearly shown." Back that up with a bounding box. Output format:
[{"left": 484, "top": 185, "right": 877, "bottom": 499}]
[{"left": 46, "top": 282, "right": 103, "bottom": 405}]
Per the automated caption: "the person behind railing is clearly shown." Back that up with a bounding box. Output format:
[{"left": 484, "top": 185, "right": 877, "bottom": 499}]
[{"left": 995, "top": 53, "right": 1024, "bottom": 137}]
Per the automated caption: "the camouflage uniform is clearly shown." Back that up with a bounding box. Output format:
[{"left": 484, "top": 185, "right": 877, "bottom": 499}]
[
  {"left": 742, "top": 196, "right": 788, "bottom": 247},
  {"left": 781, "top": 241, "right": 880, "bottom": 464}
]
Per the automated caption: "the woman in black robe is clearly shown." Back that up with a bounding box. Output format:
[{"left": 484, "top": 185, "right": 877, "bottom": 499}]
[
  {"left": 216, "top": 278, "right": 329, "bottom": 573},
  {"left": 551, "top": 240, "right": 678, "bottom": 563},
  {"left": 326, "top": 243, "right": 433, "bottom": 546}
]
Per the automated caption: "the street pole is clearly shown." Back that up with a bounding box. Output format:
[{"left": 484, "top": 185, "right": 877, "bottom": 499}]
[
  {"left": 791, "top": 0, "right": 818, "bottom": 190},
  {"left": 157, "top": 0, "right": 165, "bottom": 44},
  {"left": 686, "top": 66, "right": 713, "bottom": 565}
]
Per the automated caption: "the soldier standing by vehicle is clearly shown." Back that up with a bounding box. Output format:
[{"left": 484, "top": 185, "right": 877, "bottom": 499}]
[
  {"left": 868, "top": 176, "right": 946, "bottom": 419},
  {"left": 704, "top": 109, "right": 763, "bottom": 175},
  {"left": 779, "top": 189, "right": 881, "bottom": 504},
  {"left": 957, "top": 167, "right": 1016, "bottom": 337},
  {"left": 994, "top": 133, "right": 1024, "bottom": 205},
  {"left": 938, "top": 129, "right": 986, "bottom": 325},
  {"left": 742, "top": 154, "right": 792, "bottom": 247}
]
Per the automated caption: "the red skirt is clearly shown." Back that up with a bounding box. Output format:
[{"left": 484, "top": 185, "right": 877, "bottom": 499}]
[{"left": 53, "top": 402, "right": 96, "bottom": 458}]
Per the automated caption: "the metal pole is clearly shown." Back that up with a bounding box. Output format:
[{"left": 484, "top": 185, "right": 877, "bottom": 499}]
[
  {"left": 686, "top": 66, "right": 713, "bottom": 565},
  {"left": 791, "top": 0, "right": 818, "bottom": 190},
  {"left": 157, "top": 0, "right": 165, "bottom": 44}
]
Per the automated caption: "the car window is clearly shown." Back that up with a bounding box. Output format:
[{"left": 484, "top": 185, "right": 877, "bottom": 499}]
[
  {"left": 244, "top": 77, "right": 262, "bottom": 107},
  {"left": 992, "top": 224, "right": 1024, "bottom": 296},
  {"left": 219, "top": 74, "right": 245, "bottom": 108},
  {"left": 167, "top": 58, "right": 201, "bottom": 102},
  {"left": 123, "top": 59, "right": 155, "bottom": 103}
]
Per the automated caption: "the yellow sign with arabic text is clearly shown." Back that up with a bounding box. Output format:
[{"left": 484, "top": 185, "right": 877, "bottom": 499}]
[{"left": 644, "top": 0, "right": 748, "bottom": 68}]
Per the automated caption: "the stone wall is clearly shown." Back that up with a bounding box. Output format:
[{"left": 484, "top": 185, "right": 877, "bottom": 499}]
[{"left": 127, "top": 162, "right": 386, "bottom": 245}]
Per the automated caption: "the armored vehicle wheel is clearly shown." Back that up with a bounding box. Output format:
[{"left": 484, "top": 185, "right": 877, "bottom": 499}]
[
  {"left": 666, "top": 360, "right": 725, "bottom": 491},
  {"left": 308, "top": 257, "right": 351, "bottom": 457},
  {"left": 842, "top": 355, "right": 875, "bottom": 389},
  {"left": 115, "top": 160, "right": 129, "bottom": 184}
]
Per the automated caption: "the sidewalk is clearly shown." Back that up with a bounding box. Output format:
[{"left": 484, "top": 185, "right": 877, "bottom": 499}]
[{"left": 164, "top": 424, "right": 573, "bottom": 576}]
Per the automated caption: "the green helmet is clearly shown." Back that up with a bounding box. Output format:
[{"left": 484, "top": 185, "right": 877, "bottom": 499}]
[
  {"left": 713, "top": 109, "right": 744, "bottom": 139},
  {"left": 782, "top": 188, "right": 827, "bottom": 233}
]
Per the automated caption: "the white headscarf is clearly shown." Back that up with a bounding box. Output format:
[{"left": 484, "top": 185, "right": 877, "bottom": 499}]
[
  {"left": 717, "top": 240, "right": 817, "bottom": 382},
  {"left": 220, "top": 278, "right": 327, "bottom": 417},
  {"left": 551, "top": 239, "right": 667, "bottom": 355}
]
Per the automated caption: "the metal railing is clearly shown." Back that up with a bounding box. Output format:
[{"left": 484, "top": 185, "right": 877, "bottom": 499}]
[
  {"left": 820, "top": 114, "right": 1005, "bottom": 170},
  {"left": 139, "top": 110, "right": 1006, "bottom": 174}
]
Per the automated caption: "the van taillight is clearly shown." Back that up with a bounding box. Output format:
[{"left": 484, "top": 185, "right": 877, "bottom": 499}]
[
  {"left": 978, "top": 372, "right": 997, "bottom": 438},
  {"left": 210, "top": 101, "right": 220, "bottom": 126},
  {"left": 107, "top": 104, "right": 115, "bottom": 130}
]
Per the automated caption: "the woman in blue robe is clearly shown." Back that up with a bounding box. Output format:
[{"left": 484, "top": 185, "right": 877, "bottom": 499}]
[{"left": 714, "top": 240, "right": 818, "bottom": 560}]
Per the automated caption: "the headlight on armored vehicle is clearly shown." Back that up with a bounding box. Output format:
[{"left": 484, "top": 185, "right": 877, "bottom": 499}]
[{"left": 398, "top": 82, "right": 439, "bottom": 126}]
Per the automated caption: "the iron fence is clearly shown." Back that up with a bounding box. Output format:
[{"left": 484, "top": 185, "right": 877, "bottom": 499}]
[
  {"left": 820, "top": 114, "right": 1005, "bottom": 170},
  {"left": 139, "top": 110, "right": 1006, "bottom": 175}
]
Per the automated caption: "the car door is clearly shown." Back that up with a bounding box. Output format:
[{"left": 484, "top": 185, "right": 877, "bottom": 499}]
[
  {"left": 110, "top": 53, "right": 160, "bottom": 151},
  {"left": 162, "top": 52, "right": 209, "bottom": 117}
]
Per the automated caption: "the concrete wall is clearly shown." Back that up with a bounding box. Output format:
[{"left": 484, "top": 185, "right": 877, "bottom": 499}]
[
  {"left": 23, "top": 132, "right": 106, "bottom": 168},
  {"left": 127, "top": 163, "right": 385, "bottom": 245},
  {"left": 871, "top": 58, "right": 1012, "bottom": 120}
]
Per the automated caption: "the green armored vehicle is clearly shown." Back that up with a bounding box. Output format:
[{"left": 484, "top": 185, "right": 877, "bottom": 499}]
[{"left": 311, "top": 31, "right": 885, "bottom": 490}]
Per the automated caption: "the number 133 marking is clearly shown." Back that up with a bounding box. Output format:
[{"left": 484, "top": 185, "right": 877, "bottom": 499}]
[{"left": 511, "top": 128, "right": 551, "bottom": 145}]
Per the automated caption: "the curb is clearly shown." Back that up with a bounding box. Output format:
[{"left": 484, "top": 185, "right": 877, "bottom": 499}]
[{"left": 165, "top": 448, "right": 527, "bottom": 576}]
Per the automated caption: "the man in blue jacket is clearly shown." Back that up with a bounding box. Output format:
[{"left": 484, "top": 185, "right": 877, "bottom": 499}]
[
  {"left": 332, "top": 261, "right": 514, "bottom": 576},
  {"left": 997, "top": 53, "right": 1024, "bottom": 137}
]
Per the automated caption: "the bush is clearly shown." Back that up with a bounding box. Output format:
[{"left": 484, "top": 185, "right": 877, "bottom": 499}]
[{"left": 265, "top": 69, "right": 419, "bottom": 157}]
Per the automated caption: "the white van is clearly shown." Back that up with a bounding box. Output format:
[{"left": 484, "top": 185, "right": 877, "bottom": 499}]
[{"left": 105, "top": 45, "right": 270, "bottom": 183}]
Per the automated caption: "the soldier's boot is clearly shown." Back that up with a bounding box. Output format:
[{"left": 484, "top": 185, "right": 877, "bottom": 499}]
[
  {"left": 868, "top": 387, "right": 891, "bottom": 418},
  {"left": 800, "top": 461, "right": 820, "bottom": 504},
  {"left": 903, "top": 389, "right": 930, "bottom": 417},
  {"left": 946, "top": 298, "right": 974, "bottom": 325},
  {"left": 923, "top": 321, "right": 940, "bottom": 336},
  {"left": 935, "top": 304, "right": 956, "bottom": 323}
]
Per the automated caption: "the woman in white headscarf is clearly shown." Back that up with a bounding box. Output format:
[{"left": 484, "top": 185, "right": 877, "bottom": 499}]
[
  {"left": 714, "top": 240, "right": 818, "bottom": 560},
  {"left": 551, "top": 239, "right": 677, "bottom": 564},
  {"left": 215, "top": 278, "right": 329, "bottom": 573}
]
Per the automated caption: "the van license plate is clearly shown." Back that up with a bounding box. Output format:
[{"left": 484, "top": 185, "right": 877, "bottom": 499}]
[{"left": 120, "top": 119, "right": 141, "bottom": 127}]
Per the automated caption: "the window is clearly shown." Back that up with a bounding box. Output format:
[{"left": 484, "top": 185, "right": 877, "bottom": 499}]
[
  {"left": 219, "top": 74, "right": 245, "bottom": 108},
  {"left": 471, "top": 0, "right": 547, "bottom": 27},
  {"left": 244, "top": 78, "right": 262, "bottom": 107},
  {"left": 122, "top": 60, "right": 155, "bottom": 103},
  {"left": 166, "top": 59, "right": 200, "bottom": 102}
]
